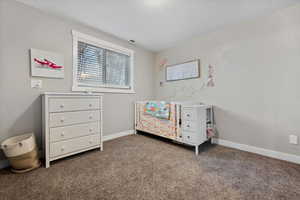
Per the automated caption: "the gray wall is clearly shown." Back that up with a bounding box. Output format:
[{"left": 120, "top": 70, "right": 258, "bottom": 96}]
[
  {"left": 0, "top": 0, "right": 155, "bottom": 161},
  {"left": 155, "top": 4, "right": 300, "bottom": 156}
]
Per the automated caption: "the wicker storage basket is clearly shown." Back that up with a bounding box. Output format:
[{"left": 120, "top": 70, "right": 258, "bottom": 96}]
[{"left": 1, "top": 133, "right": 40, "bottom": 173}]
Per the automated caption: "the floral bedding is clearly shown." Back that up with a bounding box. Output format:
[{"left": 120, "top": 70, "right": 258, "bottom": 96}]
[
  {"left": 136, "top": 102, "right": 178, "bottom": 139},
  {"left": 144, "top": 101, "right": 170, "bottom": 119}
]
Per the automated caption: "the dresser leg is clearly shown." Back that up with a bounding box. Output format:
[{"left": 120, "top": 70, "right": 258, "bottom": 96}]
[
  {"left": 45, "top": 161, "right": 50, "bottom": 168},
  {"left": 195, "top": 145, "right": 199, "bottom": 155},
  {"left": 100, "top": 145, "right": 103, "bottom": 151}
]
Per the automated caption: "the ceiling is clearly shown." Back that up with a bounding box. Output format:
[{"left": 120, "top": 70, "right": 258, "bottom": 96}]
[{"left": 16, "top": 0, "right": 299, "bottom": 52}]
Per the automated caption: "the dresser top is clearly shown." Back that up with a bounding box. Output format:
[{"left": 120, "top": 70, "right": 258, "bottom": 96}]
[{"left": 42, "top": 92, "right": 103, "bottom": 96}]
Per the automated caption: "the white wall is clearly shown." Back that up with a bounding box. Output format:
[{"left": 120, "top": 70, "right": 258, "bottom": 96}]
[
  {"left": 0, "top": 0, "right": 155, "bottom": 161},
  {"left": 155, "top": 4, "right": 300, "bottom": 156}
]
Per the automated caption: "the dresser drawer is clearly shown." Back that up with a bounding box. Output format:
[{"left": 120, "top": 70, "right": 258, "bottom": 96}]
[
  {"left": 182, "top": 121, "right": 197, "bottom": 132},
  {"left": 182, "top": 108, "right": 197, "bottom": 121},
  {"left": 49, "top": 98, "right": 100, "bottom": 112},
  {"left": 50, "top": 134, "right": 100, "bottom": 158},
  {"left": 50, "top": 122, "right": 100, "bottom": 142},
  {"left": 49, "top": 110, "right": 100, "bottom": 127},
  {"left": 182, "top": 131, "right": 203, "bottom": 144}
]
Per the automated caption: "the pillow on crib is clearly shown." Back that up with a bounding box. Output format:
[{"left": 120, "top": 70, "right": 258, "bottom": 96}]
[{"left": 144, "top": 101, "right": 170, "bottom": 120}]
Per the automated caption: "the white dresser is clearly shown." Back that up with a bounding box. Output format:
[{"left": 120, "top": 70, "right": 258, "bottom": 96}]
[
  {"left": 42, "top": 92, "right": 103, "bottom": 168},
  {"left": 179, "top": 104, "right": 213, "bottom": 154}
]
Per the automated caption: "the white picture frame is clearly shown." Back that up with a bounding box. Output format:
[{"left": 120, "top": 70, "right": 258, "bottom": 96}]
[
  {"left": 166, "top": 59, "right": 200, "bottom": 81},
  {"left": 30, "top": 48, "right": 64, "bottom": 78}
]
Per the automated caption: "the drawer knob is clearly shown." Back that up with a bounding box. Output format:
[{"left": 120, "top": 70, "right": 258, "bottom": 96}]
[
  {"left": 89, "top": 115, "right": 93, "bottom": 120},
  {"left": 89, "top": 128, "right": 93, "bottom": 132},
  {"left": 187, "top": 114, "right": 190, "bottom": 117},
  {"left": 187, "top": 125, "right": 190, "bottom": 128},
  {"left": 60, "top": 118, "right": 64, "bottom": 123},
  {"left": 61, "top": 147, "right": 65, "bottom": 151},
  {"left": 89, "top": 141, "right": 92, "bottom": 144},
  {"left": 61, "top": 132, "right": 65, "bottom": 137},
  {"left": 89, "top": 104, "right": 92, "bottom": 107},
  {"left": 187, "top": 136, "right": 190, "bottom": 139},
  {"left": 60, "top": 104, "right": 64, "bottom": 109}
]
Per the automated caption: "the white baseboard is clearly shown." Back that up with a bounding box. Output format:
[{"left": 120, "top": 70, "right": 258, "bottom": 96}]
[
  {"left": 103, "top": 130, "right": 135, "bottom": 142},
  {"left": 212, "top": 138, "right": 300, "bottom": 165}
]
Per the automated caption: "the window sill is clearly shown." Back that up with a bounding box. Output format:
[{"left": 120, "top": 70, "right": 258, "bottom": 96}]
[{"left": 72, "top": 86, "right": 136, "bottom": 94}]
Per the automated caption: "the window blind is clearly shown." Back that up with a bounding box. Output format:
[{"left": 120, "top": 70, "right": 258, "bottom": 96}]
[{"left": 77, "top": 41, "right": 130, "bottom": 88}]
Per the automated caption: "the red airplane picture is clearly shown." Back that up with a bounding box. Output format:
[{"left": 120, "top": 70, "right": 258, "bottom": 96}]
[{"left": 34, "top": 58, "right": 63, "bottom": 69}]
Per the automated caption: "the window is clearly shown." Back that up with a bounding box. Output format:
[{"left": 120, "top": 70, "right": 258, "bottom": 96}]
[{"left": 72, "top": 30, "right": 134, "bottom": 93}]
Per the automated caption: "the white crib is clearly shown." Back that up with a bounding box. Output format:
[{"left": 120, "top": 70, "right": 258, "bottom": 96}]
[{"left": 135, "top": 101, "right": 214, "bottom": 155}]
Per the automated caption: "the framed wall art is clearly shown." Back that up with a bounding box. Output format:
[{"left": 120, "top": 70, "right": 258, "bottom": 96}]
[
  {"left": 30, "top": 48, "right": 64, "bottom": 78},
  {"left": 166, "top": 59, "right": 200, "bottom": 81}
]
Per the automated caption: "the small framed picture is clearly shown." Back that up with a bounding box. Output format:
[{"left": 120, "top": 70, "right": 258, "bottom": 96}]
[{"left": 30, "top": 48, "right": 64, "bottom": 78}]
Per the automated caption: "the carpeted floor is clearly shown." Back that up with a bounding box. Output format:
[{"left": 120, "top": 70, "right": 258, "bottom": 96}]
[{"left": 1, "top": 133, "right": 300, "bottom": 200}]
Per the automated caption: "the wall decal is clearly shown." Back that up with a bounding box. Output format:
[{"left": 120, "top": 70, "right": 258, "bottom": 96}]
[
  {"left": 159, "top": 58, "right": 168, "bottom": 71},
  {"left": 159, "top": 58, "right": 168, "bottom": 87},
  {"left": 30, "top": 48, "right": 64, "bottom": 78},
  {"left": 206, "top": 64, "right": 215, "bottom": 87}
]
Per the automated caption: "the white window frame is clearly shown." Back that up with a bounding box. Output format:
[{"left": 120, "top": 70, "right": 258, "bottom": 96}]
[{"left": 72, "top": 30, "right": 135, "bottom": 94}]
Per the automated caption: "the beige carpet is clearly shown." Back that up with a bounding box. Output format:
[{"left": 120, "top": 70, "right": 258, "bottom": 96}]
[{"left": 1, "top": 133, "right": 300, "bottom": 200}]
